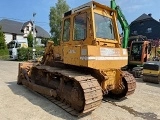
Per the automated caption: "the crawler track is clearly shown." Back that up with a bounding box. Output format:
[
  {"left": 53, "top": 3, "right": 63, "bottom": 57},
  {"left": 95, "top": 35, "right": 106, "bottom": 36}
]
[
  {"left": 109, "top": 71, "right": 136, "bottom": 99},
  {"left": 122, "top": 71, "right": 136, "bottom": 96},
  {"left": 18, "top": 63, "right": 136, "bottom": 116},
  {"left": 19, "top": 64, "right": 103, "bottom": 117}
]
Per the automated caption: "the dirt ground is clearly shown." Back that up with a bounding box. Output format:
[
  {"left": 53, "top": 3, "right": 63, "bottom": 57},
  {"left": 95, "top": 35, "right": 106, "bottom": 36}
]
[{"left": 0, "top": 60, "right": 160, "bottom": 120}]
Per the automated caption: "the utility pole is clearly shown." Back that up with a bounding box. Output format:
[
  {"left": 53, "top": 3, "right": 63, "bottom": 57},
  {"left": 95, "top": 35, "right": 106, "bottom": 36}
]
[{"left": 32, "top": 12, "right": 36, "bottom": 61}]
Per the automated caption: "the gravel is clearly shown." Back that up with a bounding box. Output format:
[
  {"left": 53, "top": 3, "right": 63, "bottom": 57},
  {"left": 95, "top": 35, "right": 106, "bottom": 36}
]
[{"left": 0, "top": 60, "right": 160, "bottom": 120}]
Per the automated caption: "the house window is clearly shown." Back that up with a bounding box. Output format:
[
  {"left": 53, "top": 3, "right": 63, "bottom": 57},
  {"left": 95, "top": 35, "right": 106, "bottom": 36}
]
[
  {"left": 146, "top": 28, "right": 152, "bottom": 33},
  {"left": 140, "top": 21, "right": 144, "bottom": 26},
  {"left": 12, "top": 34, "right": 16, "bottom": 40},
  {"left": 26, "top": 26, "right": 29, "bottom": 31}
]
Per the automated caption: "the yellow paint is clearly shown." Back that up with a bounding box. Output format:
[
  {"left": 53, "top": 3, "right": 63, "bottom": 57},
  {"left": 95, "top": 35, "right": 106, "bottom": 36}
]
[
  {"left": 100, "top": 69, "right": 122, "bottom": 91},
  {"left": 143, "top": 69, "right": 159, "bottom": 76}
]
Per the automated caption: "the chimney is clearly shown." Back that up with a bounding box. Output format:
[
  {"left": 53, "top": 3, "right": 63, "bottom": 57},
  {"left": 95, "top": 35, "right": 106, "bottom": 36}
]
[{"left": 148, "top": 13, "right": 152, "bottom": 17}]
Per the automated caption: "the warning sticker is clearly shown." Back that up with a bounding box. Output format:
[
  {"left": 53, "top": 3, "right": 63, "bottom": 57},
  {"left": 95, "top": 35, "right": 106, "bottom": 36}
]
[{"left": 100, "top": 48, "right": 120, "bottom": 56}]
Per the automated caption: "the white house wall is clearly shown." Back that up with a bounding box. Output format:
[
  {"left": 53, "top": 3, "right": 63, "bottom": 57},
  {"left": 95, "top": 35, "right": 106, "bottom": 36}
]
[
  {"left": 17, "top": 35, "right": 24, "bottom": 40},
  {"left": 36, "top": 38, "right": 41, "bottom": 45},
  {"left": 5, "top": 33, "right": 12, "bottom": 44},
  {"left": 5, "top": 33, "right": 27, "bottom": 44},
  {"left": 5, "top": 32, "right": 42, "bottom": 45}
]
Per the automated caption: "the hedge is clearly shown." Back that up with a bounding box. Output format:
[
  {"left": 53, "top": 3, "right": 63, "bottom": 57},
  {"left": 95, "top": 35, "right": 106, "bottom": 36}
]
[{"left": 17, "top": 47, "right": 44, "bottom": 61}]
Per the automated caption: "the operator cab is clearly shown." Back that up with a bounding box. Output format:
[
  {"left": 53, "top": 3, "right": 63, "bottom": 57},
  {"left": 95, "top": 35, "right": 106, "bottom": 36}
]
[
  {"left": 61, "top": 1, "right": 121, "bottom": 48},
  {"left": 53, "top": 1, "right": 127, "bottom": 69},
  {"left": 129, "top": 41, "right": 151, "bottom": 65}
]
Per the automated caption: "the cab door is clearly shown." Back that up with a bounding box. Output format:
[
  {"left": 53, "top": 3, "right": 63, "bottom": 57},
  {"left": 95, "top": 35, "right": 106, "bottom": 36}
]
[{"left": 63, "top": 12, "right": 88, "bottom": 66}]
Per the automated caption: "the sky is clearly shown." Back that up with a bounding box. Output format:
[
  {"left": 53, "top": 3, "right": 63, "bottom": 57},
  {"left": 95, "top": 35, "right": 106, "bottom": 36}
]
[{"left": 0, "top": 0, "right": 160, "bottom": 34}]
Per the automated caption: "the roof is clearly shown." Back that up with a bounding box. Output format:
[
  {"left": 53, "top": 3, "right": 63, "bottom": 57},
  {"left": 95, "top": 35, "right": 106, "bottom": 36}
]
[
  {"left": 21, "top": 21, "right": 33, "bottom": 30},
  {"left": 0, "top": 19, "right": 23, "bottom": 35},
  {"left": 0, "top": 19, "right": 50, "bottom": 38},
  {"left": 36, "top": 26, "right": 50, "bottom": 38},
  {"left": 132, "top": 13, "right": 153, "bottom": 23}
]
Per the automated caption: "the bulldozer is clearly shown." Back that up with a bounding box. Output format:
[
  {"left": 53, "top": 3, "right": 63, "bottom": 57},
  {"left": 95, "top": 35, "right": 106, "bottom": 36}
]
[{"left": 17, "top": 1, "right": 136, "bottom": 116}]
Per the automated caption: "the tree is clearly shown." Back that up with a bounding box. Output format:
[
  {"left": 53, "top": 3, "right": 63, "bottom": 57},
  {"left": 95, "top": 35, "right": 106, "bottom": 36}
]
[
  {"left": 41, "top": 38, "right": 49, "bottom": 47},
  {"left": 49, "top": 0, "right": 69, "bottom": 44},
  {"left": 27, "top": 31, "right": 33, "bottom": 47},
  {"left": 0, "top": 26, "right": 6, "bottom": 49}
]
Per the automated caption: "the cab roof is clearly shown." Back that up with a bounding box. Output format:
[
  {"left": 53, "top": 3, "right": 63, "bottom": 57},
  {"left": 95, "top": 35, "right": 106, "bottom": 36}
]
[{"left": 64, "top": 1, "right": 115, "bottom": 17}]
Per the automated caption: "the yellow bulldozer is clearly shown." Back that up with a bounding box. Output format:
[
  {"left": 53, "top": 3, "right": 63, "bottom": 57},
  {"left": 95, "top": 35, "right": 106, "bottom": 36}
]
[{"left": 17, "top": 1, "right": 136, "bottom": 116}]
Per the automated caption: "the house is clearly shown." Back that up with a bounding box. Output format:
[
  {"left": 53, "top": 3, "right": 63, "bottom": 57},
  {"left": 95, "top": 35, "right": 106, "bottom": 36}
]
[
  {"left": 0, "top": 19, "right": 50, "bottom": 45},
  {"left": 129, "top": 13, "right": 160, "bottom": 40}
]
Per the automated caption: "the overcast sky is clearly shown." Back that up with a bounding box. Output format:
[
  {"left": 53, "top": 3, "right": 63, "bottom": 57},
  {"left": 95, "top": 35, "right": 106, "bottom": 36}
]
[{"left": 0, "top": 0, "right": 160, "bottom": 34}]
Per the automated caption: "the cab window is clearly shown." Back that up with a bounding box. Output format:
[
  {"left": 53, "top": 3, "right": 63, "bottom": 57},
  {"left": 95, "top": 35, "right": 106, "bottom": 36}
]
[
  {"left": 74, "top": 12, "right": 87, "bottom": 40},
  {"left": 62, "top": 18, "right": 70, "bottom": 42},
  {"left": 94, "top": 13, "right": 115, "bottom": 40}
]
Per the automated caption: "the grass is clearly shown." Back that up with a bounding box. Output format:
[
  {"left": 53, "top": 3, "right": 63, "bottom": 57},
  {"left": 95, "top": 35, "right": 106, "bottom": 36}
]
[
  {"left": 0, "top": 49, "right": 9, "bottom": 60},
  {"left": 0, "top": 55, "right": 9, "bottom": 60}
]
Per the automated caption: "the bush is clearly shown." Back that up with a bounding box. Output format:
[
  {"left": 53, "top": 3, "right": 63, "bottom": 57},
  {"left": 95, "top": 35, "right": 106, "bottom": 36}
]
[
  {"left": 17, "top": 47, "right": 45, "bottom": 61},
  {"left": 0, "top": 49, "right": 9, "bottom": 56},
  {"left": 17, "top": 47, "right": 30, "bottom": 61},
  {"left": 35, "top": 46, "right": 45, "bottom": 58}
]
